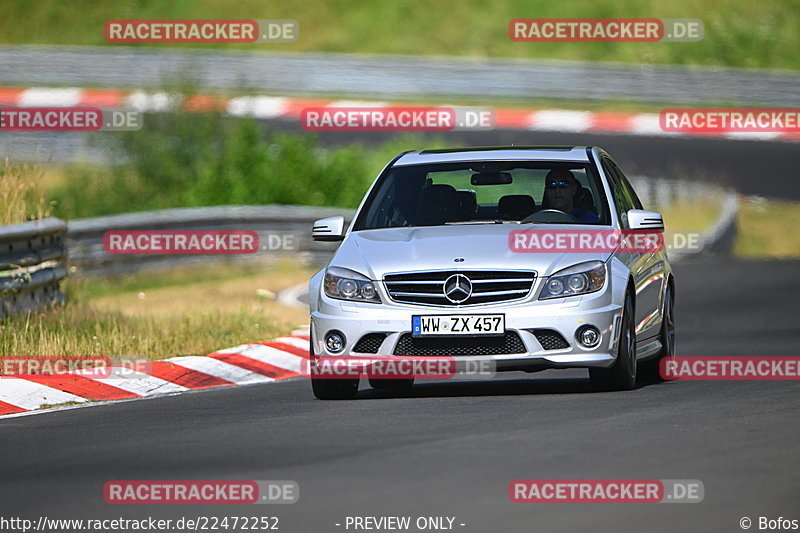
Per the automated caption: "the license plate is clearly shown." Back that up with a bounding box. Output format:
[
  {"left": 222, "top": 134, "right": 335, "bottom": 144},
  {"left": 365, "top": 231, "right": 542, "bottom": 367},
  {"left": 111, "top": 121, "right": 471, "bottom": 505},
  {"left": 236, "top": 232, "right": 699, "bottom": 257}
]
[{"left": 412, "top": 314, "right": 505, "bottom": 337}]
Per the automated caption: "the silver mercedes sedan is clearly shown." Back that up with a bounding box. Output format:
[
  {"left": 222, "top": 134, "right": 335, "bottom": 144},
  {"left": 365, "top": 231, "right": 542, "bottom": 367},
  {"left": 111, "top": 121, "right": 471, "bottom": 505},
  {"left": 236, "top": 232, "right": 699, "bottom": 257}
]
[{"left": 308, "top": 146, "right": 675, "bottom": 399}]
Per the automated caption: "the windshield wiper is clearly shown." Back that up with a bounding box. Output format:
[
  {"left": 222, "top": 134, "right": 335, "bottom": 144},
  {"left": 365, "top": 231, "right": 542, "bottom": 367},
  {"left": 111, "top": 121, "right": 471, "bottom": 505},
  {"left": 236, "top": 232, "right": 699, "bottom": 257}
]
[{"left": 445, "top": 220, "right": 508, "bottom": 225}]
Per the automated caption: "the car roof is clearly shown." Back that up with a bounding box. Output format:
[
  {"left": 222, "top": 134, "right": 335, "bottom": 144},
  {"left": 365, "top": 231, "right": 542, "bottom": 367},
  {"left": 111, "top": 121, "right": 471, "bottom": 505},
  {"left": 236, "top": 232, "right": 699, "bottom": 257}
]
[{"left": 393, "top": 146, "right": 592, "bottom": 166}]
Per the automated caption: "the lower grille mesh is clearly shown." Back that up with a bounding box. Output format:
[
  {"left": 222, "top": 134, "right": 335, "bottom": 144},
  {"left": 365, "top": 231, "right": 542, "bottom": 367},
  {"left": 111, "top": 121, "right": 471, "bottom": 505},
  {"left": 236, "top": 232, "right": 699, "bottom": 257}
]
[
  {"left": 393, "top": 332, "right": 526, "bottom": 356},
  {"left": 529, "top": 329, "right": 570, "bottom": 350},
  {"left": 352, "top": 333, "right": 388, "bottom": 353}
]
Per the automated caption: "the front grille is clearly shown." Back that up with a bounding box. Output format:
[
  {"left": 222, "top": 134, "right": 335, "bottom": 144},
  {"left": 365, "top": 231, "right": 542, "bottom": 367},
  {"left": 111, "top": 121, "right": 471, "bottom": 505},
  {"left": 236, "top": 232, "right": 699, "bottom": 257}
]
[
  {"left": 529, "top": 329, "right": 570, "bottom": 350},
  {"left": 352, "top": 333, "right": 388, "bottom": 353},
  {"left": 393, "top": 331, "right": 526, "bottom": 356},
  {"left": 384, "top": 270, "right": 536, "bottom": 307}
]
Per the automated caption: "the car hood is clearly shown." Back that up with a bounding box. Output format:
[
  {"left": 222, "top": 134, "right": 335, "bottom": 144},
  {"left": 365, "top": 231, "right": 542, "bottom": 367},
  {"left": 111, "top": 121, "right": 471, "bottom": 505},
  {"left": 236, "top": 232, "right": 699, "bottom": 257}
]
[{"left": 330, "top": 225, "right": 612, "bottom": 279}]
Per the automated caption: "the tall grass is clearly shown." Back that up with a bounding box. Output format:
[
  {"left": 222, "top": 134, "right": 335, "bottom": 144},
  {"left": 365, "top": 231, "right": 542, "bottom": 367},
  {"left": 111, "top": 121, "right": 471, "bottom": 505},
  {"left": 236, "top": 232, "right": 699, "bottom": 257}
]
[
  {"left": 0, "top": 159, "right": 52, "bottom": 225},
  {"left": 0, "top": 302, "right": 286, "bottom": 359},
  {"left": 0, "top": 0, "right": 798, "bottom": 70},
  {"left": 0, "top": 261, "right": 313, "bottom": 358}
]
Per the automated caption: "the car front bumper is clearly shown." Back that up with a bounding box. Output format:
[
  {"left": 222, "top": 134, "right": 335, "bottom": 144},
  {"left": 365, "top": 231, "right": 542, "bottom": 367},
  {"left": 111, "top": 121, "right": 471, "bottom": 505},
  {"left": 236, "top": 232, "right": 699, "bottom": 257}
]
[{"left": 310, "top": 280, "right": 624, "bottom": 370}]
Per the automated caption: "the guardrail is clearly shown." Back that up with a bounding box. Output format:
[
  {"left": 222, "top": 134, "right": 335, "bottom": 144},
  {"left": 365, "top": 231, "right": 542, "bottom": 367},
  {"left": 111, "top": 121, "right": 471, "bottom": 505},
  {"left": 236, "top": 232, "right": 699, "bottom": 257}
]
[
  {"left": 67, "top": 205, "right": 354, "bottom": 277},
  {"left": 0, "top": 217, "right": 67, "bottom": 318},
  {"left": 1, "top": 46, "right": 798, "bottom": 106}
]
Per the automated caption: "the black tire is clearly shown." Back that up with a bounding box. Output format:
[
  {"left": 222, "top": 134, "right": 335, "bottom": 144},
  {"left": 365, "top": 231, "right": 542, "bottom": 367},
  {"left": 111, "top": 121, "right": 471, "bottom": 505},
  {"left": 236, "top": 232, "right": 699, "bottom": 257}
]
[
  {"left": 311, "top": 377, "right": 359, "bottom": 400},
  {"left": 309, "top": 322, "right": 359, "bottom": 400},
  {"left": 640, "top": 283, "right": 676, "bottom": 382},
  {"left": 590, "top": 291, "right": 637, "bottom": 391},
  {"left": 368, "top": 378, "right": 414, "bottom": 390}
]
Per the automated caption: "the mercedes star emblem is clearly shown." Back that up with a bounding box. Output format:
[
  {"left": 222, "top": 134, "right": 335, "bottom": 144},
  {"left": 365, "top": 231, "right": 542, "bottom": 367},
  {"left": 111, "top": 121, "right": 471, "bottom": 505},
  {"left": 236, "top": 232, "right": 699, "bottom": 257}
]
[{"left": 443, "top": 274, "right": 473, "bottom": 303}]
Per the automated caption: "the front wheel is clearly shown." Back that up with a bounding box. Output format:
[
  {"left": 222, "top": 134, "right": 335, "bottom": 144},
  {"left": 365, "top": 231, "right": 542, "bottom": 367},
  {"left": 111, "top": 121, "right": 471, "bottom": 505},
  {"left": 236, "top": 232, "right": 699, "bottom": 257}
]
[
  {"left": 309, "top": 323, "right": 359, "bottom": 400},
  {"left": 590, "top": 291, "right": 637, "bottom": 391},
  {"left": 311, "top": 377, "right": 359, "bottom": 400}
]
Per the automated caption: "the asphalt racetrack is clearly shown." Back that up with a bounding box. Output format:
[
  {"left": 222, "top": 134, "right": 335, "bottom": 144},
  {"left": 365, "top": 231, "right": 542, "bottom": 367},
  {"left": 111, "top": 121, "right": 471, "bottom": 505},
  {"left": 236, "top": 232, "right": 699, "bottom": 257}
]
[{"left": 1, "top": 258, "right": 798, "bottom": 532}]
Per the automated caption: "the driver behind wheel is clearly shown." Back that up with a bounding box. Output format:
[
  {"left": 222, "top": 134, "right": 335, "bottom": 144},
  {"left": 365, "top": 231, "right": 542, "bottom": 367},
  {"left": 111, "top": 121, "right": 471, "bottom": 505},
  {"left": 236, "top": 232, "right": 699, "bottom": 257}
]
[{"left": 542, "top": 169, "right": 600, "bottom": 223}]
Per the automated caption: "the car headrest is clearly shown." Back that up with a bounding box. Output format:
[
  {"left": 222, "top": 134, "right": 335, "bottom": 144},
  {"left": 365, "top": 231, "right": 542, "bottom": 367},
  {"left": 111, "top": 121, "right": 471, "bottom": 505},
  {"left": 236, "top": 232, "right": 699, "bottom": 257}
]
[
  {"left": 498, "top": 194, "right": 536, "bottom": 220},
  {"left": 455, "top": 189, "right": 478, "bottom": 220},
  {"left": 415, "top": 184, "right": 458, "bottom": 225},
  {"left": 574, "top": 187, "right": 596, "bottom": 213}
]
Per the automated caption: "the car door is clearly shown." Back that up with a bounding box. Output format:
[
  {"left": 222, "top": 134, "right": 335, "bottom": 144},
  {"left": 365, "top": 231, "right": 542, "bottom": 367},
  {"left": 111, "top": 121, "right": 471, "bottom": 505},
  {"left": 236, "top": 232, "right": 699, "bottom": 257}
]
[{"left": 602, "top": 157, "right": 664, "bottom": 343}]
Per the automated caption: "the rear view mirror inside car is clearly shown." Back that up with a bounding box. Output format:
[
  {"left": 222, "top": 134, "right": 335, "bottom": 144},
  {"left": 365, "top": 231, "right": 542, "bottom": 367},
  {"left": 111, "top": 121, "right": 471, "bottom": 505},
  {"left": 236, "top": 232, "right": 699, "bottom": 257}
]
[{"left": 471, "top": 172, "right": 513, "bottom": 185}]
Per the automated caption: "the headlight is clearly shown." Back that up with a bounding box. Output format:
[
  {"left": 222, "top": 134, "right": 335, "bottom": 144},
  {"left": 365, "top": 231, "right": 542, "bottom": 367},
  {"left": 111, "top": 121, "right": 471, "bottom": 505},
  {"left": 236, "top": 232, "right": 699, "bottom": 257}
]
[
  {"left": 539, "top": 261, "right": 606, "bottom": 300},
  {"left": 324, "top": 266, "right": 381, "bottom": 303}
]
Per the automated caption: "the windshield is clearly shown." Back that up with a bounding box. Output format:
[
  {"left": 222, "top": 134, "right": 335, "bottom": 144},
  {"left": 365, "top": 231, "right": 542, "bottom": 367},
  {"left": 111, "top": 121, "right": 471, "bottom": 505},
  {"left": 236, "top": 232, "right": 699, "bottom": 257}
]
[{"left": 354, "top": 160, "right": 610, "bottom": 230}]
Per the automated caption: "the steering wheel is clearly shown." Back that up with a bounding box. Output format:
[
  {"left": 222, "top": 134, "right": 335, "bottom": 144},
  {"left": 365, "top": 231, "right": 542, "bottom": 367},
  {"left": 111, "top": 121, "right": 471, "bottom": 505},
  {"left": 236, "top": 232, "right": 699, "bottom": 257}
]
[{"left": 522, "top": 209, "right": 578, "bottom": 224}]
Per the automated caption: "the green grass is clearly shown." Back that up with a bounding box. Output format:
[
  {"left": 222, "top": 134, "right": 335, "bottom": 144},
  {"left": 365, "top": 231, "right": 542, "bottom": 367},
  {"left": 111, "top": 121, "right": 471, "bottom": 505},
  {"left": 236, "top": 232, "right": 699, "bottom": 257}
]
[
  {"left": 0, "top": 0, "right": 798, "bottom": 70},
  {"left": 0, "top": 304, "right": 285, "bottom": 359},
  {"left": 73, "top": 258, "right": 298, "bottom": 300},
  {"left": 659, "top": 199, "right": 721, "bottom": 232},
  {"left": 0, "top": 260, "right": 313, "bottom": 359},
  {"left": 733, "top": 198, "right": 800, "bottom": 258}
]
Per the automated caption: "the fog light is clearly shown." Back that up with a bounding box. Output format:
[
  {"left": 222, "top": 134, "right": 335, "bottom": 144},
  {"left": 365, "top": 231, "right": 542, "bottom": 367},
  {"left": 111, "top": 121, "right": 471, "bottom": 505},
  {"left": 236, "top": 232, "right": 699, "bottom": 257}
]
[
  {"left": 577, "top": 326, "right": 601, "bottom": 348},
  {"left": 325, "top": 331, "right": 346, "bottom": 353}
]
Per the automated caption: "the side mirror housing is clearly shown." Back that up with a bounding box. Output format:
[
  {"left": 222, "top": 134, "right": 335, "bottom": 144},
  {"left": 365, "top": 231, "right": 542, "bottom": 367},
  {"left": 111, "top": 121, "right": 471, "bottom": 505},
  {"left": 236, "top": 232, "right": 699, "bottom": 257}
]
[
  {"left": 312, "top": 216, "right": 346, "bottom": 241},
  {"left": 627, "top": 209, "right": 664, "bottom": 231}
]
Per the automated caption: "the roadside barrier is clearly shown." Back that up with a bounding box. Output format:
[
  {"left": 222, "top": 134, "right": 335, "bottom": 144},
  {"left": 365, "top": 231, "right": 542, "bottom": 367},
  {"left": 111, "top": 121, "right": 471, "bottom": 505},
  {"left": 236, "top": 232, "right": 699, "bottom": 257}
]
[{"left": 0, "top": 217, "right": 67, "bottom": 318}]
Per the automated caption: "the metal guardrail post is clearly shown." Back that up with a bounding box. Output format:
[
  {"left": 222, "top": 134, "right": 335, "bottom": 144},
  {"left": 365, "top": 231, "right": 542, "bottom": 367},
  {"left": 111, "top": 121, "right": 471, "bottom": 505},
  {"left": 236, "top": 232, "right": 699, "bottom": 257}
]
[{"left": 0, "top": 217, "right": 68, "bottom": 319}]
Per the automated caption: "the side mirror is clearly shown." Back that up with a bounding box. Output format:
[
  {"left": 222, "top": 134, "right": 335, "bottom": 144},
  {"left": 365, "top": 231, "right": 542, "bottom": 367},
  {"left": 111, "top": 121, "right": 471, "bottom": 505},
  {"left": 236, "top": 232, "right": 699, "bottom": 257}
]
[
  {"left": 627, "top": 209, "right": 664, "bottom": 231},
  {"left": 312, "top": 216, "right": 346, "bottom": 241}
]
